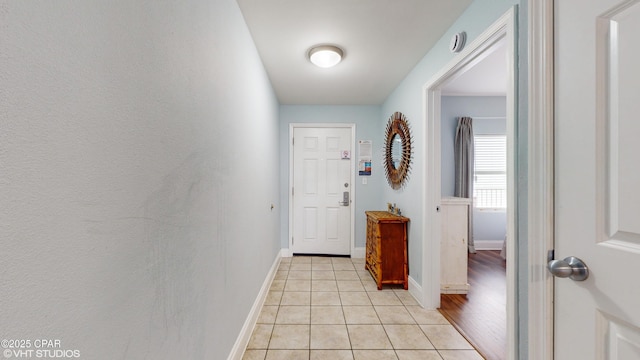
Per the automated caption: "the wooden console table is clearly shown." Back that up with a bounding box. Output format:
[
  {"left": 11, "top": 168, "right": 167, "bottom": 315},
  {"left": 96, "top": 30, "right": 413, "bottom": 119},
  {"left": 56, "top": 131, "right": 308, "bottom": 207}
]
[{"left": 365, "top": 211, "right": 409, "bottom": 290}]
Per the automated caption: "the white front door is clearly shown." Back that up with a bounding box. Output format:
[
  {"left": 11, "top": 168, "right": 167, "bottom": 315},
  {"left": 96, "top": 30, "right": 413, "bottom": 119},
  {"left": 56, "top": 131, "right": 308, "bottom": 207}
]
[
  {"left": 555, "top": 0, "right": 640, "bottom": 358},
  {"left": 291, "top": 126, "right": 352, "bottom": 255}
]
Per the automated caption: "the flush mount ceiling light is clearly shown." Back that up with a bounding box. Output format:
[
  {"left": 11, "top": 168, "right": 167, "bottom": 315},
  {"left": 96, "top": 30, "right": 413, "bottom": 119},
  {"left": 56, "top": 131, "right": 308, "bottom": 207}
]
[{"left": 308, "top": 45, "right": 344, "bottom": 68}]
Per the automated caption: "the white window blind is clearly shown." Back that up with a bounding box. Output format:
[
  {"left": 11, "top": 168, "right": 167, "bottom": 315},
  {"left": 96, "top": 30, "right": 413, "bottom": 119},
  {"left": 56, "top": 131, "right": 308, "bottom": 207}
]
[{"left": 473, "top": 135, "right": 506, "bottom": 210}]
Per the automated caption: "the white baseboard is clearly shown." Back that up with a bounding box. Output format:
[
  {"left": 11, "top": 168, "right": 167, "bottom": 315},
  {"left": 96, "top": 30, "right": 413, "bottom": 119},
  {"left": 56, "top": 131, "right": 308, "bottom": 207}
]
[
  {"left": 441, "top": 283, "right": 470, "bottom": 294},
  {"left": 352, "top": 247, "right": 365, "bottom": 259},
  {"left": 474, "top": 239, "right": 505, "bottom": 251},
  {"left": 407, "top": 275, "right": 424, "bottom": 308},
  {"left": 227, "top": 251, "right": 282, "bottom": 360},
  {"left": 280, "top": 248, "right": 292, "bottom": 258}
]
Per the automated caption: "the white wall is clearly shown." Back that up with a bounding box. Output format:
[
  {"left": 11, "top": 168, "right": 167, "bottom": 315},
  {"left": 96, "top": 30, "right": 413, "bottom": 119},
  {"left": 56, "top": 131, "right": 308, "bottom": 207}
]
[
  {"left": 279, "top": 105, "right": 382, "bottom": 251},
  {"left": 0, "top": 1, "right": 280, "bottom": 359}
]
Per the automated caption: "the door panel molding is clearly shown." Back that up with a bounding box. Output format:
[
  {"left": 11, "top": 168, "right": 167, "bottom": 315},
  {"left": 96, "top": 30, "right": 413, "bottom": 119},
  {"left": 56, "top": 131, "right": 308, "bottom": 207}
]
[
  {"left": 597, "top": 2, "right": 640, "bottom": 248},
  {"left": 596, "top": 310, "right": 640, "bottom": 359}
]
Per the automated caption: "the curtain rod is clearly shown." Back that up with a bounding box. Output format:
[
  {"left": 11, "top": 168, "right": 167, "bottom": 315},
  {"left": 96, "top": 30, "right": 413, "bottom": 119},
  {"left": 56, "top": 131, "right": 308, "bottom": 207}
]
[{"left": 466, "top": 116, "right": 506, "bottom": 120}]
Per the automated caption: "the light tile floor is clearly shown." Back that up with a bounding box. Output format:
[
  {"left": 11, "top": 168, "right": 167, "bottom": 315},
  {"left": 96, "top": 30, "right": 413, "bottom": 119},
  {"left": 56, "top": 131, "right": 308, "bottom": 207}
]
[{"left": 243, "top": 256, "right": 483, "bottom": 360}]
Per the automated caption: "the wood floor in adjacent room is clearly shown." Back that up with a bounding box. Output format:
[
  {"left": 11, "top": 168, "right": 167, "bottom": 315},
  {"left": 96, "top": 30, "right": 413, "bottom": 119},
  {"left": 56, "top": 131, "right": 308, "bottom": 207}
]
[{"left": 439, "top": 250, "right": 506, "bottom": 360}]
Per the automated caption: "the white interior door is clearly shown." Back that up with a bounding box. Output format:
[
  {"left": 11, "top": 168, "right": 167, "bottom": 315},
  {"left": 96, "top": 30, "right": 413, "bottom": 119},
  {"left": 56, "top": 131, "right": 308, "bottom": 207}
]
[
  {"left": 554, "top": 0, "right": 640, "bottom": 358},
  {"left": 291, "top": 126, "right": 352, "bottom": 255}
]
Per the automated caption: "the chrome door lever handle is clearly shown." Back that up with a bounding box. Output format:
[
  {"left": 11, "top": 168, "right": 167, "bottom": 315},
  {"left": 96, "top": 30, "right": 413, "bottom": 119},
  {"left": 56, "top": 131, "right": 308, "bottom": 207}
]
[{"left": 547, "top": 256, "right": 589, "bottom": 281}]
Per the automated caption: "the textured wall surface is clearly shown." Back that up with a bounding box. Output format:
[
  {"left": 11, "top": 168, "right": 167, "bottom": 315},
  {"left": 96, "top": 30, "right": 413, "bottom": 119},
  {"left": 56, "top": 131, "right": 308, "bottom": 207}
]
[{"left": 0, "top": 1, "right": 280, "bottom": 359}]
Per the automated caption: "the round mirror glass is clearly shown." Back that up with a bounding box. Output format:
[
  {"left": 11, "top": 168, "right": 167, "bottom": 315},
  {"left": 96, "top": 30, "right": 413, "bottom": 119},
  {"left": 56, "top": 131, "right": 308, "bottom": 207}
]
[
  {"left": 384, "top": 111, "right": 413, "bottom": 190},
  {"left": 391, "top": 134, "right": 402, "bottom": 169}
]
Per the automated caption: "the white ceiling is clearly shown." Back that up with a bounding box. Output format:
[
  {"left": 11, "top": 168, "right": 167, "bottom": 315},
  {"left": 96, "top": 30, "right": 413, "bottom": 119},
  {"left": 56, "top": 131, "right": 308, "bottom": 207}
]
[
  {"left": 236, "top": 0, "right": 507, "bottom": 105},
  {"left": 441, "top": 37, "right": 507, "bottom": 96}
]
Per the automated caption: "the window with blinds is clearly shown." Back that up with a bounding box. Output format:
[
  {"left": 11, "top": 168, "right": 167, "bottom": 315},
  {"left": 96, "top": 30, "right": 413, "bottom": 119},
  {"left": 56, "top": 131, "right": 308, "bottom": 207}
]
[{"left": 473, "top": 135, "right": 506, "bottom": 210}]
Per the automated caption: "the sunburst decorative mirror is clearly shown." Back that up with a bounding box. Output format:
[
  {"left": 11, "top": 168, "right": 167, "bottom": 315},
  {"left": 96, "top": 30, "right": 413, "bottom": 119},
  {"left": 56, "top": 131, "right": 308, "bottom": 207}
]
[{"left": 384, "top": 112, "right": 413, "bottom": 190}]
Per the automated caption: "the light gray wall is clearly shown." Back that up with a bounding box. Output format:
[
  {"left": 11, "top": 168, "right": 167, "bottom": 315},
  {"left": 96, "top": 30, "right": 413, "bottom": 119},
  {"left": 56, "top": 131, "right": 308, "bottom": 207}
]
[
  {"left": 0, "top": 1, "right": 280, "bottom": 359},
  {"left": 381, "top": 0, "right": 521, "bottom": 285},
  {"left": 380, "top": 2, "right": 530, "bottom": 354},
  {"left": 441, "top": 96, "right": 507, "bottom": 241},
  {"left": 279, "top": 105, "right": 383, "bottom": 250}
]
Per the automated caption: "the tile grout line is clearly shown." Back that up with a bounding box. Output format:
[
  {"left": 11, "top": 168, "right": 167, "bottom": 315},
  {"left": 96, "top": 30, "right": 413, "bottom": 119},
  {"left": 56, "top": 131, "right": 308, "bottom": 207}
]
[
  {"left": 337, "top": 267, "right": 354, "bottom": 356},
  {"left": 248, "top": 256, "right": 481, "bottom": 359}
]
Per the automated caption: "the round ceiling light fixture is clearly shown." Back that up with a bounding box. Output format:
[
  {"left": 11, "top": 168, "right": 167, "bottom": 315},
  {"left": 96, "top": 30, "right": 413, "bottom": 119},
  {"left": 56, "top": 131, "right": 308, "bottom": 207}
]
[{"left": 308, "top": 45, "right": 344, "bottom": 68}]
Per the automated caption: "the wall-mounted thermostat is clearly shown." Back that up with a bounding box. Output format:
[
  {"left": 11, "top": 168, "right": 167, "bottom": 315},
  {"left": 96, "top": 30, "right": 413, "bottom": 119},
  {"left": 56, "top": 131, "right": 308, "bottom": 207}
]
[{"left": 449, "top": 32, "right": 466, "bottom": 53}]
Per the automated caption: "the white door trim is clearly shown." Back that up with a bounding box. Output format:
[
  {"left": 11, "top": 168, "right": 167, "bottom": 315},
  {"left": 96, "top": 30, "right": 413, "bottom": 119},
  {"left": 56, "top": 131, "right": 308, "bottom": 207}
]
[
  {"left": 527, "top": 0, "right": 554, "bottom": 359},
  {"left": 288, "top": 123, "right": 356, "bottom": 256},
  {"left": 421, "top": 7, "right": 518, "bottom": 359}
]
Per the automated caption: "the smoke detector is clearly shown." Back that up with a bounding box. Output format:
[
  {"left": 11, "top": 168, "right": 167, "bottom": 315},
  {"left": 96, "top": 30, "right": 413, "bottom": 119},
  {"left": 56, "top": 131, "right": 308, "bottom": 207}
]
[{"left": 449, "top": 32, "right": 466, "bottom": 53}]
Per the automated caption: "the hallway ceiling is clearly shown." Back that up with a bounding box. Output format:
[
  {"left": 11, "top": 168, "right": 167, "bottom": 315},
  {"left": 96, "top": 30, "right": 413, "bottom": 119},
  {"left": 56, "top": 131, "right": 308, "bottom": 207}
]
[
  {"left": 236, "top": 0, "right": 474, "bottom": 105},
  {"left": 441, "top": 37, "right": 507, "bottom": 96}
]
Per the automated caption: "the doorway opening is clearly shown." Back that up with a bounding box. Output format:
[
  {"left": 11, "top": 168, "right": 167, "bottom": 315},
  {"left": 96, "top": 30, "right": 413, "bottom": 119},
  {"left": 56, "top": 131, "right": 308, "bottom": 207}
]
[
  {"left": 421, "top": 7, "right": 517, "bottom": 360},
  {"left": 439, "top": 97, "right": 507, "bottom": 360}
]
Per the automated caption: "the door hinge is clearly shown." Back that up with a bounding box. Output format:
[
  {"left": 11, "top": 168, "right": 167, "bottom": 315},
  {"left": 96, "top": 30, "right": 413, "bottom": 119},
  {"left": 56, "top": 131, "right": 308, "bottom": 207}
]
[
  {"left": 292, "top": 187, "right": 294, "bottom": 196},
  {"left": 292, "top": 237, "right": 294, "bottom": 245},
  {"left": 292, "top": 137, "right": 294, "bottom": 145}
]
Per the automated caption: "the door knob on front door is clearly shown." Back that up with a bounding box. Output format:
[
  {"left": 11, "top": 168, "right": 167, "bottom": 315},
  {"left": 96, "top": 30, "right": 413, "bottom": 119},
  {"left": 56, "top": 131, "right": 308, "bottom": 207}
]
[{"left": 547, "top": 256, "right": 589, "bottom": 281}]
